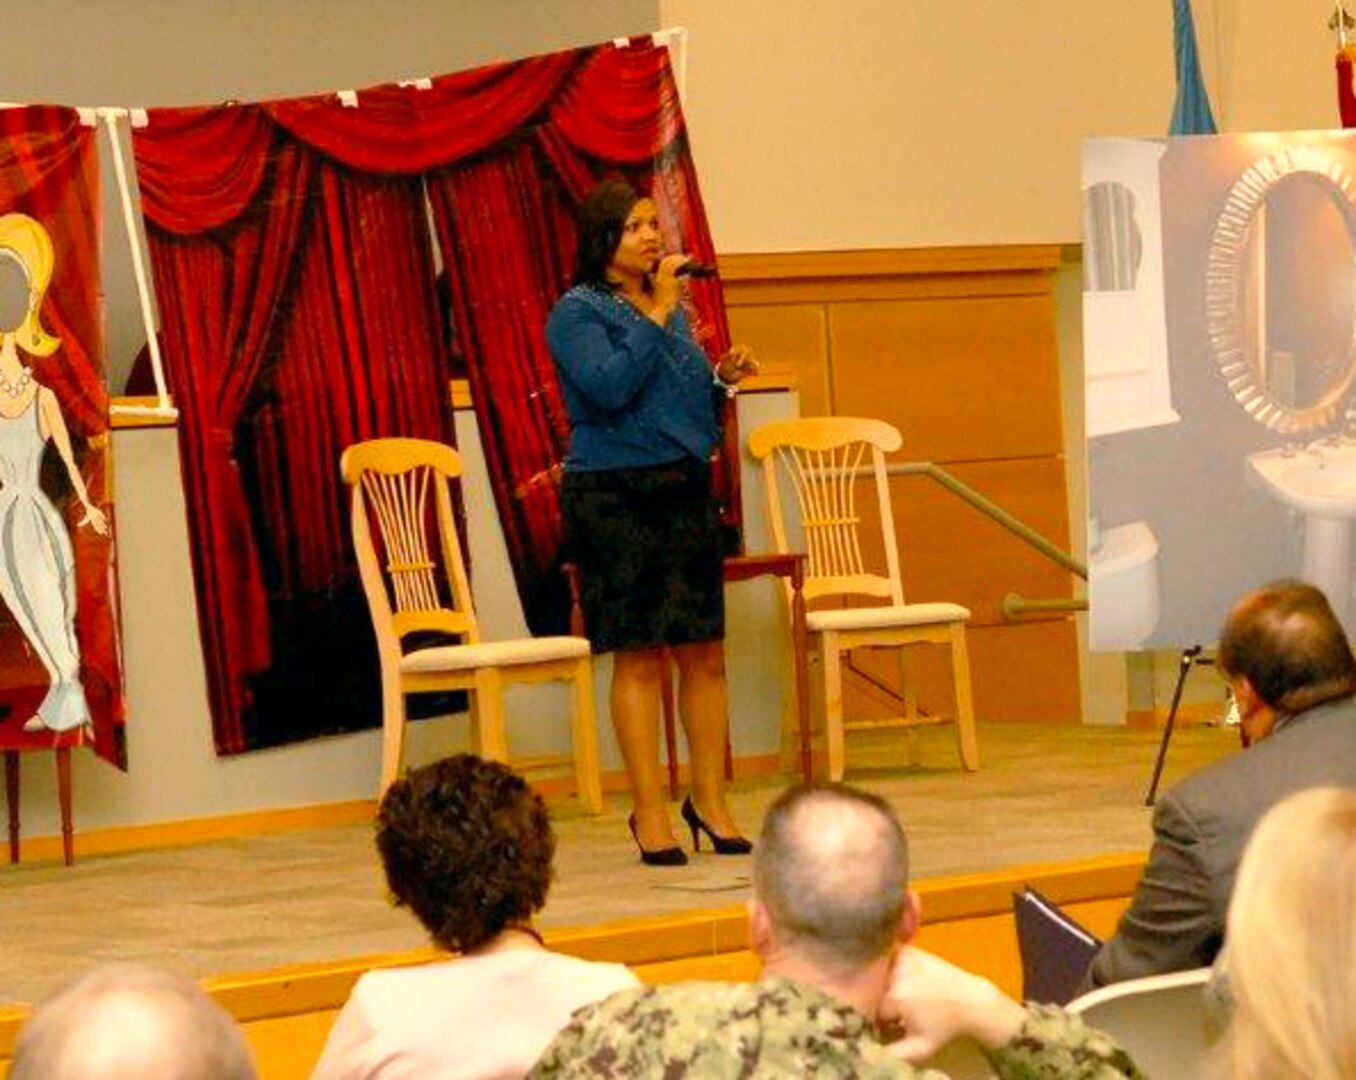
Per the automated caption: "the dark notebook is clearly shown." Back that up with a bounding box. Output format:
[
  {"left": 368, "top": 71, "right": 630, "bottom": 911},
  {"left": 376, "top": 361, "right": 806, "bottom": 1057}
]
[{"left": 1013, "top": 886, "right": 1103, "bottom": 1005}]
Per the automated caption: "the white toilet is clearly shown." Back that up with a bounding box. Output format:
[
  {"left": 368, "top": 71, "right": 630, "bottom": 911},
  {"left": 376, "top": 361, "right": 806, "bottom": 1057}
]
[{"left": 1089, "top": 520, "right": 1162, "bottom": 651}]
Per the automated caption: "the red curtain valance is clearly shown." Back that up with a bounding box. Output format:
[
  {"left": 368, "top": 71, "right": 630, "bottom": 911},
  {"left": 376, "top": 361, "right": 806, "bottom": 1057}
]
[
  {"left": 546, "top": 45, "right": 685, "bottom": 162},
  {"left": 136, "top": 44, "right": 689, "bottom": 235},
  {"left": 266, "top": 53, "right": 579, "bottom": 175},
  {"left": 132, "top": 106, "right": 274, "bottom": 234}
]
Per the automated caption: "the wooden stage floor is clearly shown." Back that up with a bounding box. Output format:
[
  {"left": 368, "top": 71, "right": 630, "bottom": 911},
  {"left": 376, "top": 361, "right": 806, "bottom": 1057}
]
[{"left": 0, "top": 720, "right": 1238, "bottom": 1006}]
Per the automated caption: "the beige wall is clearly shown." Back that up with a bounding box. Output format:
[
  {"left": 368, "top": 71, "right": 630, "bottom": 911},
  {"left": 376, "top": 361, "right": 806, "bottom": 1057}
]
[{"left": 662, "top": 0, "right": 1344, "bottom": 252}]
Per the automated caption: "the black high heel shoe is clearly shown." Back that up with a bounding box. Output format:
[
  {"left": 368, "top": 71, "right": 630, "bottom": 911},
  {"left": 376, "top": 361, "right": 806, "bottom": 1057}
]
[
  {"left": 681, "top": 797, "right": 753, "bottom": 855},
  {"left": 628, "top": 814, "right": 688, "bottom": 867}
]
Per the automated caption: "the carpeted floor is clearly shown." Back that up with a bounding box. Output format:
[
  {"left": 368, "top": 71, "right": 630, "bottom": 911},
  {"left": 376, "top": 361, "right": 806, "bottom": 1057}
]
[{"left": 0, "top": 721, "right": 1238, "bottom": 1005}]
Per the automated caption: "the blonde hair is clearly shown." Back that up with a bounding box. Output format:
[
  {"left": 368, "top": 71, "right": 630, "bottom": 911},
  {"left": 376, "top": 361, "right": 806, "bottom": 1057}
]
[
  {"left": 1227, "top": 787, "right": 1356, "bottom": 1080},
  {"left": 0, "top": 212, "right": 60, "bottom": 357}
]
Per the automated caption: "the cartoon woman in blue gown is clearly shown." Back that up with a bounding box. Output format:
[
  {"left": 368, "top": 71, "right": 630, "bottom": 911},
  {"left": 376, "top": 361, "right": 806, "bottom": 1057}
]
[{"left": 0, "top": 213, "right": 107, "bottom": 735}]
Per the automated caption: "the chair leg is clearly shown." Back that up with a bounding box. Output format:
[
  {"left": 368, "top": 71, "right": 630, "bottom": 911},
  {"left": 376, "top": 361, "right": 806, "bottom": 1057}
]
[
  {"left": 378, "top": 675, "right": 407, "bottom": 799},
  {"left": 949, "top": 624, "right": 980, "bottom": 771},
  {"left": 821, "top": 632, "right": 846, "bottom": 782},
  {"left": 805, "top": 647, "right": 825, "bottom": 777},
  {"left": 473, "top": 670, "right": 510, "bottom": 763},
  {"left": 56, "top": 748, "right": 74, "bottom": 866},
  {"left": 5, "top": 750, "right": 19, "bottom": 864},
  {"left": 570, "top": 657, "right": 604, "bottom": 814},
  {"left": 897, "top": 646, "right": 922, "bottom": 767}
]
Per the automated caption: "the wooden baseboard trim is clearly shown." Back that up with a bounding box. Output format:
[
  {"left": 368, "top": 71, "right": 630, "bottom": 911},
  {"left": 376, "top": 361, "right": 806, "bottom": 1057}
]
[
  {"left": 916, "top": 851, "right": 1144, "bottom": 922},
  {"left": 11, "top": 799, "right": 379, "bottom": 865},
  {"left": 1125, "top": 701, "right": 1227, "bottom": 730}
]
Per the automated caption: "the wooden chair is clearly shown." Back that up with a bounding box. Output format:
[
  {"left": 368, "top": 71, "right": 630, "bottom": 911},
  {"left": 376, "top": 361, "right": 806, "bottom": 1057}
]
[
  {"left": 747, "top": 417, "right": 979, "bottom": 780},
  {"left": 341, "top": 437, "right": 603, "bottom": 810}
]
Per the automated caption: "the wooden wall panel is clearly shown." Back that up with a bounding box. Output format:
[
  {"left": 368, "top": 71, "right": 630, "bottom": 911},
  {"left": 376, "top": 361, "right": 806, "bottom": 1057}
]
[
  {"left": 843, "top": 617, "right": 1081, "bottom": 724},
  {"left": 726, "top": 304, "right": 830, "bottom": 416},
  {"left": 828, "top": 294, "right": 1063, "bottom": 461},
  {"left": 848, "top": 460, "right": 1073, "bottom": 626},
  {"left": 723, "top": 247, "right": 1080, "bottom": 724}
]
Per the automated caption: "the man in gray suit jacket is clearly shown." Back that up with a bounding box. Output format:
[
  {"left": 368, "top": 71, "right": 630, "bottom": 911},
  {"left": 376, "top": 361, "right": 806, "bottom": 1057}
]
[{"left": 1084, "top": 580, "right": 1356, "bottom": 989}]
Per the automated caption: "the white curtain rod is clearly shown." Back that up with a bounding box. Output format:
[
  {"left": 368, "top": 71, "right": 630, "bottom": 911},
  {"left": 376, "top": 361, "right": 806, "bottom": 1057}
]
[{"left": 100, "top": 112, "right": 172, "bottom": 419}]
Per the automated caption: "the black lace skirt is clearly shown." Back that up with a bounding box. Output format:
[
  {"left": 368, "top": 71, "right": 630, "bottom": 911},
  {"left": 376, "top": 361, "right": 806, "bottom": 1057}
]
[{"left": 561, "top": 458, "right": 724, "bottom": 653}]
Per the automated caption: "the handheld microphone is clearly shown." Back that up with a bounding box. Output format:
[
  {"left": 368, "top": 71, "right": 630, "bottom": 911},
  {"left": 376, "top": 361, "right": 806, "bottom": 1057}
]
[{"left": 674, "top": 259, "right": 718, "bottom": 279}]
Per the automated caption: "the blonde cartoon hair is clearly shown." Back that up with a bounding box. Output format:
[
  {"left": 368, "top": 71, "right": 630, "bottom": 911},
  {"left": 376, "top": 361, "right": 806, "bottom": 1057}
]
[
  {"left": 1226, "top": 786, "right": 1356, "bottom": 1080},
  {"left": 0, "top": 212, "right": 60, "bottom": 358}
]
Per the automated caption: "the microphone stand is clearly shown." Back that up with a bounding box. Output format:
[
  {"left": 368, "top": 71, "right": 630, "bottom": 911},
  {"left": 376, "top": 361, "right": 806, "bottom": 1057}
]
[{"left": 1144, "top": 645, "right": 1212, "bottom": 806}]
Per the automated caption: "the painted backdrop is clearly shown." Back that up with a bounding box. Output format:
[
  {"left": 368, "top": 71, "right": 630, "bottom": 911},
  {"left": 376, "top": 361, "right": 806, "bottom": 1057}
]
[{"left": 0, "top": 107, "right": 124, "bottom": 767}]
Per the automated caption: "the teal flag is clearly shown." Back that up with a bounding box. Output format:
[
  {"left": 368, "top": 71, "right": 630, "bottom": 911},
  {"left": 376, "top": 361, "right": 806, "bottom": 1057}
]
[{"left": 1170, "top": 0, "right": 1217, "bottom": 135}]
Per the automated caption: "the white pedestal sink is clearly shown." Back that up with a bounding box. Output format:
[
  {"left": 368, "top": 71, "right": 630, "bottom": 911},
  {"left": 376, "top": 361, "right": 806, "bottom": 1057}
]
[{"left": 1248, "top": 442, "right": 1356, "bottom": 626}]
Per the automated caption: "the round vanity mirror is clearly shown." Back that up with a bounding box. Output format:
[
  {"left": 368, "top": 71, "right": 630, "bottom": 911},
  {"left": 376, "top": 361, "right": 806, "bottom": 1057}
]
[{"left": 1207, "top": 148, "right": 1356, "bottom": 435}]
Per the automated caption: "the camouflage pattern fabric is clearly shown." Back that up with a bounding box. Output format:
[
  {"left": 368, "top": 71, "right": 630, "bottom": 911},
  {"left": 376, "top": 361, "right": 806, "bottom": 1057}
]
[
  {"left": 527, "top": 977, "right": 1145, "bottom": 1079},
  {"left": 992, "top": 1005, "right": 1146, "bottom": 1080}
]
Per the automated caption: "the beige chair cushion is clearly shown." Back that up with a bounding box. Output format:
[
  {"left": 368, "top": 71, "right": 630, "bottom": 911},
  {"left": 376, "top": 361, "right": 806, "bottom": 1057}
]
[
  {"left": 806, "top": 603, "right": 970, "bottom": 633},
  {"left": 400, "top": 635, "right": 591, "bottom": 674}
]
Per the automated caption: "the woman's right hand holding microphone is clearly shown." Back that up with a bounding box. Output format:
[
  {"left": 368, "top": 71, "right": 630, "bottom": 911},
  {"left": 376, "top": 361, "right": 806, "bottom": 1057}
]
[{"left": 647, "top": 253, "right": 691, "bottom": 327}]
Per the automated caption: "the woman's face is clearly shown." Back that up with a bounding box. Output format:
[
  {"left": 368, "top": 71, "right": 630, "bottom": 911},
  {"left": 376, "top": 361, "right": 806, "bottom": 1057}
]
[{"left": 607, "top": 197, "right": 661, "bottom": 282}]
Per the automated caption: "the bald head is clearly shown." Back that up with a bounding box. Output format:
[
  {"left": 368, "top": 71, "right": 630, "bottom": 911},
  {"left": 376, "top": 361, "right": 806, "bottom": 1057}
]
[
  {"left": 1219, "top": 581, "right": 1356, "bottom": 716},
  {"left": 753, "top": 784, "right": 909, "bottom": 972},
  {"left": 10, "top": 965, "right": 257, "bottom": 1080}
]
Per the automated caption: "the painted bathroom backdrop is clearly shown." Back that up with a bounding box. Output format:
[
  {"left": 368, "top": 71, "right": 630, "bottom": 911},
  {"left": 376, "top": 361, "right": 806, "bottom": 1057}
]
[{"left": 1086, "top": 131, "right": 1356, "bottom": 649}]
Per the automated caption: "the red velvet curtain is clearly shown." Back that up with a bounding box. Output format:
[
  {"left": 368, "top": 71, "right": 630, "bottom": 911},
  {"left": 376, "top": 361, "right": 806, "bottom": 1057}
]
[
  {"left": 235, "top": 163, "right": 453, "bottom": 745},
  {"left": 136, "top": 105, "right": 455, "bottom": 752},
  {"left": 138, "top": 116, "right": 314, "bottom": 753},
  {"left": 0, "top": 107, "right": 124, "bottom": 765},
  {"left": 133, "top": 39, "right": 733, "bottom": 751}
]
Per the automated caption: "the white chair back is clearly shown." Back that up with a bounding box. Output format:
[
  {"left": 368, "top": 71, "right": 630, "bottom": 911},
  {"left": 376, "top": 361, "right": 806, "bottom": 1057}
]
[{"left": 1068, "top": 968, "right": 1216, "bottom": 1080}]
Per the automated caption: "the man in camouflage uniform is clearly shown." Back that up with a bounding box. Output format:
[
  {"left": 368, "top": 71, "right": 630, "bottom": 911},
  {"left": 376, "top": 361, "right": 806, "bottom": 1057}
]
[{"left": 529, "top": 784, "right": 1143, "bottom": 1079}]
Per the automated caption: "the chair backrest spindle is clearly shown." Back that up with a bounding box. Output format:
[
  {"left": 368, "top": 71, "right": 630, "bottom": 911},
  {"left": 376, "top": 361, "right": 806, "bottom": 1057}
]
[
  {"left": 341, "top": 438, "right": 479, "bottom": 649},
  {"left": 749, "top": 417, "right": 906, "bottom": 605}
]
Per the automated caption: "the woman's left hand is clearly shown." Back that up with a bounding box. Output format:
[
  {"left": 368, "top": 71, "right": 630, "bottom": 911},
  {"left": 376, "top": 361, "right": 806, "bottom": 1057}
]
[
  {"left": 716, "top": 345, "right": 759, "bottom": 385},
  {"left": 79, "top": 503, "right": 109, "bottom": 536}
]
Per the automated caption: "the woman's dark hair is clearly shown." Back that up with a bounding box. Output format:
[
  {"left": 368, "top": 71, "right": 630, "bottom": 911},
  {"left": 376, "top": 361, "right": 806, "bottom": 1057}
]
[
  {"left": 376, "top": 754, "right": 555, "bottom": 953},
  {"left": 573, "top": 178, "right": 643, "bottom": 289}
]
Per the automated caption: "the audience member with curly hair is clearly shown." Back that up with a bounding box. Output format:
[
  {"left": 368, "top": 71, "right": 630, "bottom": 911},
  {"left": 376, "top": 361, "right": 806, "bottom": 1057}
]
[{"left": 310, "top": 755, "right": 638, "bottom": 1080}]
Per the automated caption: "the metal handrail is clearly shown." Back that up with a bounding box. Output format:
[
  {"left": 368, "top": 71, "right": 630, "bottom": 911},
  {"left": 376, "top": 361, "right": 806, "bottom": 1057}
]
[
  {"left": 887, "top": 461, "right": 1087, "bottom": 581},
  {"left": 834, "top": 458, "right": 1087, "bottom": 706},
  {"left": 1002, "top": 595, "right": 1088, "bottom": 620}
]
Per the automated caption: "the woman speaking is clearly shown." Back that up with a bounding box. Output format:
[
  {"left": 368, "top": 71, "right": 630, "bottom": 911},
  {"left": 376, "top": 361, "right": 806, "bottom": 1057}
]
[{"left": 546, "top": 179, "right": 757, "bottom": 866}]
